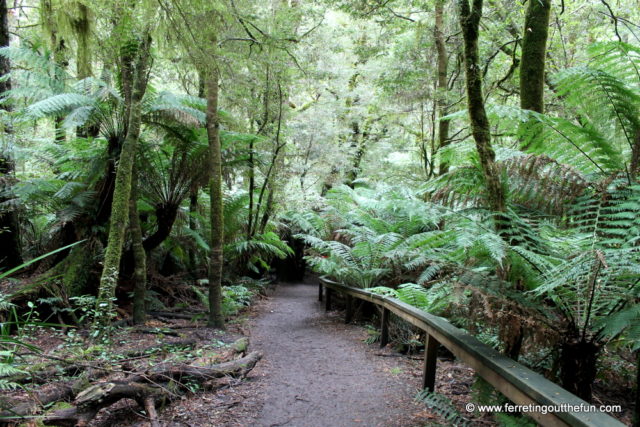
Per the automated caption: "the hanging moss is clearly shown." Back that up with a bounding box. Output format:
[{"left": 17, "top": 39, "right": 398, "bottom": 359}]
[{"left": 71, "top": 2, "right": 92, "bottom": 79}]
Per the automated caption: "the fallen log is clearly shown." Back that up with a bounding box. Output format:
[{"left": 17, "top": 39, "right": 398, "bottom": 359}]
[
  {"left": 133, "top": 327, "right": 180, "bottom": 337},
  {"left": 149, "top": 311, "right": 204, "bottom": 320},
  {"left": 6, "top": 339, "right": 197, "bottom": 387},
  {"left": 41, "top": 351, "right": 262, "bottom": 426},
  {"left": 147, "top": 349, "right": 262, "bottom": 382},
  {"left": 1, "top": 336, "right": 252, "bottom": 426},
  {"left": 0, "top": 368, "right": 106, "bottom": 422},
  {"left": 2, "top": 363, "right": 86, "bottom": 386},
  {"left": 120, "top": 338, "right": 196, "bottom": 359}
]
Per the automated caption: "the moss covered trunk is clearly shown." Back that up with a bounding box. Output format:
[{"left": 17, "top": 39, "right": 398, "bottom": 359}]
[
  {"left": 458, "top": 0, "right": 506, "bottom": 214},
  {"left": 206, "top": 67, "right": 225, "bottom": 329},
  {"left": 95, "top": 34, "right": 152, "bottom": 323},
  {"left": 520, "top": 0, "right": 551, "bottom": 114},
  {"left": 130, "top": 171, "right": 146, "bottom": 325},
  {"left": 519, "top": 0, "right": 550, "bottom": 152},
  {"left": 0, "top": 0, "right": 23, "bottom": 271},
  {"left": 188, "top": 189, "right": 199, "bottom": 271},
  {"left": 435, "top": 0, "right": 451, "bottom": 175},
  {"left": 71, "top": 2, "right": 92, "bottom": 79}
]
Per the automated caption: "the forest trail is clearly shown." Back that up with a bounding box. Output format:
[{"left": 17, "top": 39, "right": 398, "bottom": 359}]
[{"left": 249, "top": 282, "right": 421, "bottom": 427}]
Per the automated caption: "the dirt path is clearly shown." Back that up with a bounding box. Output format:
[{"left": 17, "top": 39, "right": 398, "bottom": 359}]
[{"left": 249, "top": 282, "right": 420, "bottom": 427}]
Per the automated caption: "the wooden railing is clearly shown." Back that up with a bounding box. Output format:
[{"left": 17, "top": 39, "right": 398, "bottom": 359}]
[{"left": 318, "top": 277, "right": 624, "bottom": 427}]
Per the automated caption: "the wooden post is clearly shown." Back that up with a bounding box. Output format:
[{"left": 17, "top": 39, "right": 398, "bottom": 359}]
[
  {"left": 380, "top": 307, "right": 389, "bottom": 348},
  {"left": 345, "top": 295, "right": 353, "bottom": 324},
  {"left": 318, "top": 282, "right": 323, "bottom": 302},
  {"left": 422, "top": 334, "right": 439, "bottom": 392},
  {"left": 325, "top": 287, "right": 332, "bottom": 311}
]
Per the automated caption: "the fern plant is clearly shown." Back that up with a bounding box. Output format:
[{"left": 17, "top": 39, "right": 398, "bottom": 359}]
[{"left": 415, "top": 389, "right": 472, "bottom": 427}]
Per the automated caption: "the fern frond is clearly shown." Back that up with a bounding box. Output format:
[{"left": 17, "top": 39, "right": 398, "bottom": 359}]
[{"left": 25, "top": 93, "right": 95, "bottom": 119}]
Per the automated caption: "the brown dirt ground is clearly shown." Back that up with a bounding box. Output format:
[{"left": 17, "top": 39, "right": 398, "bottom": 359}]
[{"left": 163, "top": 282, "right": 496, "bottom": 427}]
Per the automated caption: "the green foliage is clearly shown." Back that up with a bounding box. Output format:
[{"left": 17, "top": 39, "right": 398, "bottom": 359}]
[
  {"left": 192, "top": 282, "right": 257, "bottom": 317},
  {"left": 471, "top": 377, "right": 536, "bottom": 427},
  {"left": 0, "top": 243, "right": 82, "bottom": 391},
  {"left": 528, "top": 182, "right": 640, "bottom": 345},
  {"left": 415, "top": 389, "right": 471, "bottom": 427},
  {"left": 371, "top": 281, "right": 452, "bottom": 316}
]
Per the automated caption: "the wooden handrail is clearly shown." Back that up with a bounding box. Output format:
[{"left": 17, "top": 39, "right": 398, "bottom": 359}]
[{"left": 318, "top": 277, "right": 624, "bottom": 427}]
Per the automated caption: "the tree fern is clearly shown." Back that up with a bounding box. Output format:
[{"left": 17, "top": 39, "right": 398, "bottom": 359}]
[{"left": 587, "top": 42, "right": 640, "bottom": 95}]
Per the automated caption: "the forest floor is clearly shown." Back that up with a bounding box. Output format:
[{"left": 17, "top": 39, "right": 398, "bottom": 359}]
[{"left": 1, "top": 281, "right": 519, "bottom": 426}]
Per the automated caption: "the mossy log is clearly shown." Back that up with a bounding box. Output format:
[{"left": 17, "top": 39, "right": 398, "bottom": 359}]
[
  {"left": 40, "top": 351, "right": 262, "bottom": 427},
  {"left": 5, "top": 338, "right": 197, "bottom": 386},
  {"left": 0, "top": 337, "right": 249, "bottom": 425},
  {"left": 0, "top": 368, "right": 106, "bottom": 421}
]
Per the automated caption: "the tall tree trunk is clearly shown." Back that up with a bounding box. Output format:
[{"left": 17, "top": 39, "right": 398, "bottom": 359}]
[
  {"left": 71, "top": 2, "right": 100, "bottom": 139},
  {"left": 519, "top": 0, "right": 551, "bottom": 114},
  {"left": 0, "top": 0, "right": 22, "bottom": 270},
  {"left": 630, "top": 129, "right": 640, "bottom": 179},
  {"left": 188, "top": 189, "right": 199, "bottom": 270},
  {"left": 188, "top": 73, "right": 206, "bottom": 270},
  {"left": 458, "top": 0, "right": 506, "bottom": 214},
  {"left": 206, "top": 67, "right": 224, "bottom": 329},
  {"left": 95, "top": 34, "right": 152, "bottom": 325},
  {"left": 435, "top": 0, "right": 451, "bottom": 175},
  {"left": 518, "top": 0, "right": 550, "bottom": 152},
  {"left": 247, "top": 136, "right": 255, "bottom": 241},
  {"left": 40, "top": 0, "right": 67, "bottom": 144},
  {"left": 71, "top": 2, "right": 92, "bottom": 79},
  {"left": 130, "top": 172, "right": 146, "bottom": 325}
]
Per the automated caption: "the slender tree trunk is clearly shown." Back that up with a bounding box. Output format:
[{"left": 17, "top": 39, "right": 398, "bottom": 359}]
[
  {"left": 435, "top": 0, "right": 451, "bottom": 175},
  {"left": 258, "top": 188, "right": 274, "bottom": 235},
  {"left": 247, "top": 137, "right": 255, "bottom": 241},
  {"left": 0, "top": 0, "right": 22, "bottom": 270},
  {"left": 187, "top": 73, "right": 206, "bottom": 271},
  {"left": 458, "top": 0, "right": 506, "bottom": 214},
  {"left": 206, "top": 67, "right": 224, "bottom": 329},
  {"left": 630, "top": 129, "right": 640, "bottom": 179},
  {"left": 188, "top": 189, "right": 199, "bottom": 270},
  {"left": 130, "top": 172, "right": 146, "bottom": 325},
  {"left": 95, "top": 34, "right": 152, "bottom": 325},
  {"left": 252, "top": 82, "right": 285, "bottom": 237},
  {"left": 520, "top": 0, "right": 551, "bottom": 114}
]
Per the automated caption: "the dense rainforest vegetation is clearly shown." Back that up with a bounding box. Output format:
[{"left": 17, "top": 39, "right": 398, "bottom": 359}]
[{"left": 0, "top": 0, "right": 639, "bottom": 425}]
